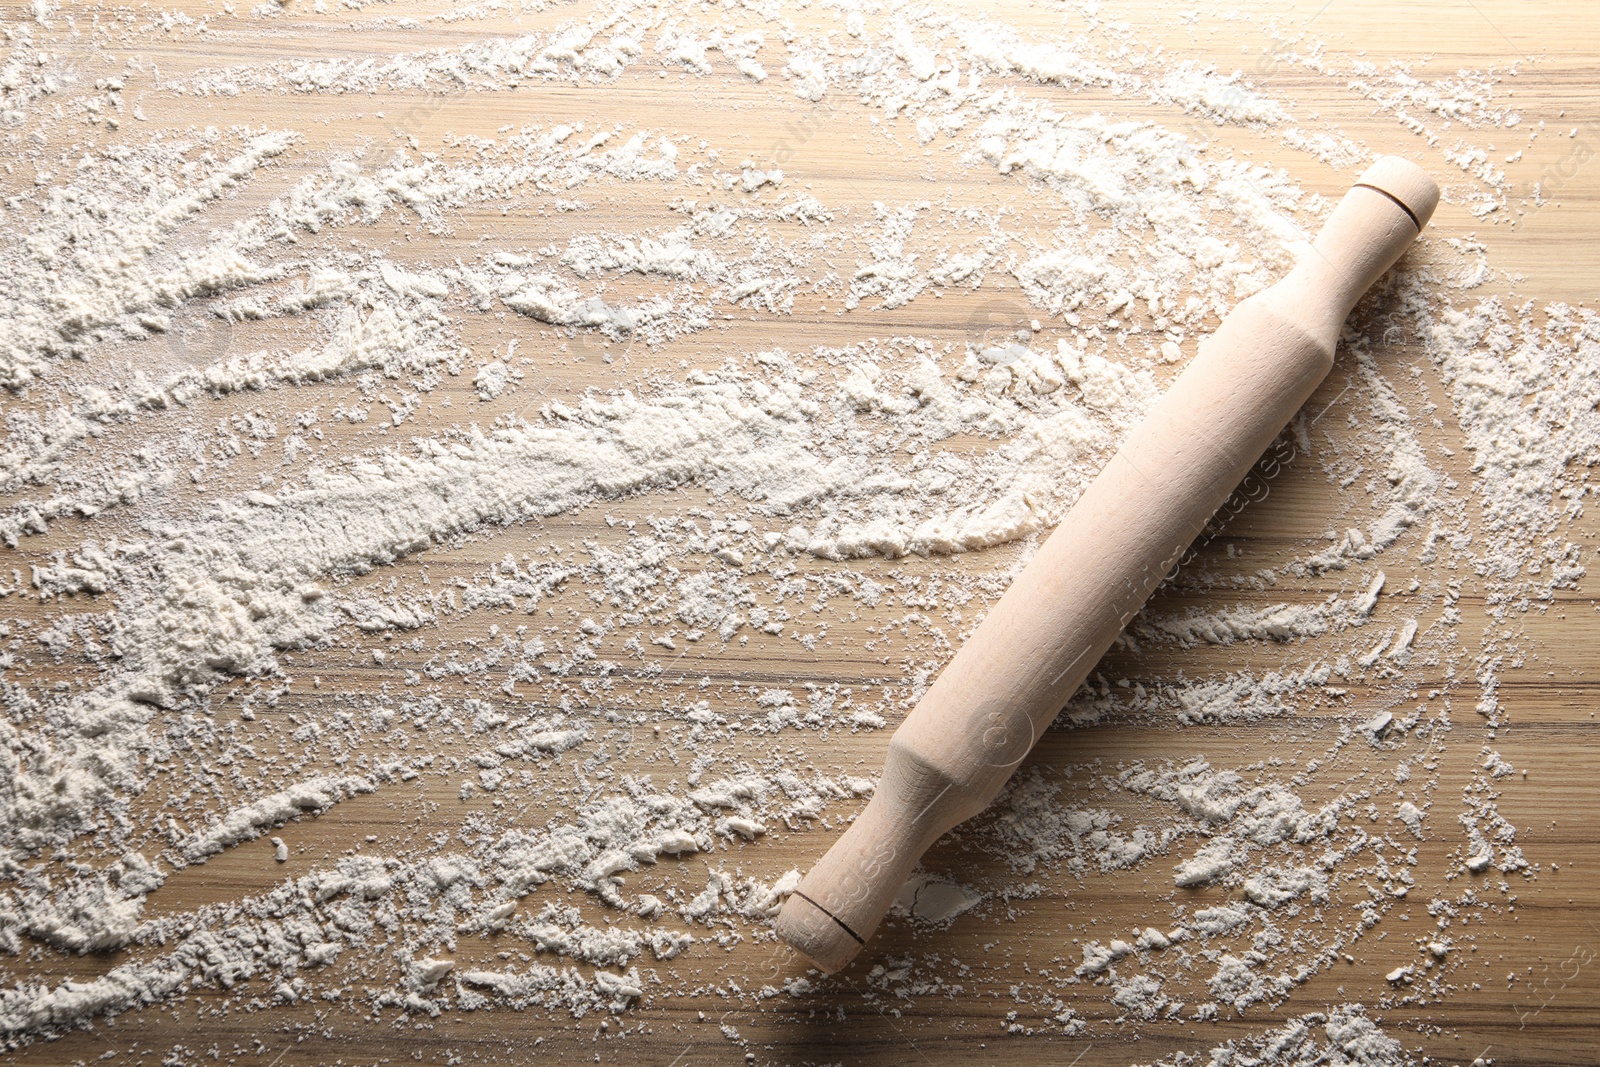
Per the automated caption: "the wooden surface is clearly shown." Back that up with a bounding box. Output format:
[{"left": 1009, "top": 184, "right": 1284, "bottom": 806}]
[{"left": 2, "top": 1, "right": 1598, "bottom": 1065}]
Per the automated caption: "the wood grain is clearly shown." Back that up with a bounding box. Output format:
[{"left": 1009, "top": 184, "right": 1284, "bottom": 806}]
[{"left": 1, "top": 2, "right": 1597, "bottom": 1065}]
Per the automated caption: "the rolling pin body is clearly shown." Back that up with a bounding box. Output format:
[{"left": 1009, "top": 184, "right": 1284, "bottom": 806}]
[{"left": 776, "top": 157, "right": 1439, "bottom": 973}]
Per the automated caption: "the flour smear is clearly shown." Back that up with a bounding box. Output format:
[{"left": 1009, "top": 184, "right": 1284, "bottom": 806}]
[{"left": 0, "top": 2, "right": 1590, "bottom": 1065}]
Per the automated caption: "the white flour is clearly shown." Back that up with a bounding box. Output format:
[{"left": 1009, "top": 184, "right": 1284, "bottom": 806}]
[{"left": 0, "top": 1, "right": 1588, "bottom": 1064}]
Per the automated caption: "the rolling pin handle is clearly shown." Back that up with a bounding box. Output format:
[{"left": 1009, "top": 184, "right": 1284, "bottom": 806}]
[{"left": 1288, "top": 156, "right": 1440, "bottom": 342}]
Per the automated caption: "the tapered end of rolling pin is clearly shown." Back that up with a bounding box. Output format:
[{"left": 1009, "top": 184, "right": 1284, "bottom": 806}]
[
  {"left": 1353, "top": 155, "right": 1439, "bottom": 232},
  {"left": 775, "top": 790, "right": 927, "bottom": 973},
  {"left": 775, "top": 890, "right": 865, "bottom": 974},
  {"left": 1299, "top": 156, "right": 1438, "bottom": 334}
]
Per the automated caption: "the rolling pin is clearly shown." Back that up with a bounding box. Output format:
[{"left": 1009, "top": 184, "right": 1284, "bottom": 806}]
[{"left": 775, "top": 156, "right": 1439, "bottom": 973}]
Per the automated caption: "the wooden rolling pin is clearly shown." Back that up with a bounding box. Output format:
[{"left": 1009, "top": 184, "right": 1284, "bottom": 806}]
[{"left": 775, "top": 156, "right": 1439, "bottom": 973}]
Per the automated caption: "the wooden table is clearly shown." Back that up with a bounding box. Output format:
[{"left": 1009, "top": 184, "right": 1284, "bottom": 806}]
[{"left": 1, "top": 1, "right": 1597, "bottom": 1064}]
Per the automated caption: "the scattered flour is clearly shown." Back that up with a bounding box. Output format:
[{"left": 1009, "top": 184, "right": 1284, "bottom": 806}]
[{"left": 0, "top": 2, "right": 1582, "bottom": 1063}]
